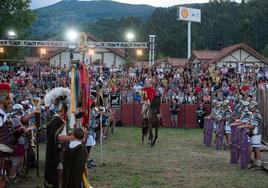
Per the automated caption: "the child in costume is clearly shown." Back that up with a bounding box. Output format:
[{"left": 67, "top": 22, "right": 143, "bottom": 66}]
[{"left": 62, "top": 127, "right": 88, "bottom": 188}]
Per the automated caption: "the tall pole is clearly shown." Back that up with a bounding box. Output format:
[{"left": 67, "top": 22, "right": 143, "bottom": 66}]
[
  {"left": 188, "top": 22, "right": 191, "bottom": 59},
  {"left": 35, "top": 111, "right": 41, "bottom": 177},
  {"left": 100, "top": 113, "right": 103, "bottom": 166},
  {"left": 149, "top": 35, "right": 156, "bottom": 68}
]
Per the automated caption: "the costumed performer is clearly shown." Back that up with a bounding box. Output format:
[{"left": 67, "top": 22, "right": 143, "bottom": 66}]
[
  {"left": 62, "top": 127, "right": 88, "bottom": 188},
  {"left": 44, "top": 88, "right": 73, "bottom": 188},
  {"left": 0, "top": 83, "right": 15, "bottom": 188}
]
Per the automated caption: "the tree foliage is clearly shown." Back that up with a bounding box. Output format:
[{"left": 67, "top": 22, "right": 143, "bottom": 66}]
[
  {"left": 72, "top": 0, "right": 268, "bottom": 59},
  {"left": 0, "top": 0, "right": 36, "bottom": 59}
]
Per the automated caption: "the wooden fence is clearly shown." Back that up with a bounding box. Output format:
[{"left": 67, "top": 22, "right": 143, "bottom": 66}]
[
  {"left": 115, "top": 104, "right": 211, "bottom": 129},
  {"left": 256, "top": 89, "right": 268, "bottom": 143}
]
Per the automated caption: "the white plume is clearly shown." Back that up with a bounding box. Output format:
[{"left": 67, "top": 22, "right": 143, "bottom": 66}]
[{"left": 44, "top": 87, "right": 70, "bottom": 107}]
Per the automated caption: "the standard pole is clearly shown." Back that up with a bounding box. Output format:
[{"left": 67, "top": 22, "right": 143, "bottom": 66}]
[
  {"left": 188, "top": 22, "right": 191, "bottom": 59},
  {"left": 100, "top": 114, "right": 103, "bottom": 166},
  {"left": 149, "top": 37, "right": 152, "bottom": 68}
]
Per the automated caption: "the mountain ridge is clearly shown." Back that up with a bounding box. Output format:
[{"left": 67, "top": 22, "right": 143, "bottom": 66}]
[{"left": 31, "top": 0, "right": 156, "bottom": 37}]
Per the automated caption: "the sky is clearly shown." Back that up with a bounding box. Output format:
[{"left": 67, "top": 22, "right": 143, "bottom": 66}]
[{"left": 30, "top": 0, "right": 242, "bottom": 9}]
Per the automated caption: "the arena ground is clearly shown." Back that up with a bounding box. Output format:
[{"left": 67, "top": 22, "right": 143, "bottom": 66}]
[{"left": 16, "top": 127, "right": 268, "bottom": 188}]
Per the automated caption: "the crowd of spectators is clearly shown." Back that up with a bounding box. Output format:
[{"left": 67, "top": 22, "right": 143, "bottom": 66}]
[
  {"left": 1, "top": 61, "right": 268, "bottom": 106},
  {"left": 110, "top": 63, "right": 268, "bottom": 105}
]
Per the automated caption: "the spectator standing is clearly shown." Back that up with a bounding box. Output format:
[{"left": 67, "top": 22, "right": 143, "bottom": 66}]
[{"left": 169, "top": 99, "right": 180, "bottom": 128}]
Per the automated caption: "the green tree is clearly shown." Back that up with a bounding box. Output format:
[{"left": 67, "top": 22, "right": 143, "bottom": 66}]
[
  {"left": 263, "top": 44, "right": 268, "bottom": 58},
  {"left": 0, "top": 0, "right": 36, "bottom": 59}
]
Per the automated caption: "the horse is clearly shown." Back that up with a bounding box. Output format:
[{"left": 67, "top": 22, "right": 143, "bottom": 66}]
[{"left": 141, "top": 96, "right": 161, "bottom": 147}]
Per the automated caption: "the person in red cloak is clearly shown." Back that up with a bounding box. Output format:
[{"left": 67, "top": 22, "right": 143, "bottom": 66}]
[
  {"left": 142, "top": 86, "right": 156, "bottom": 103},
  {"left": 141, "top": 83, "right": 162, "bottom": 124}
]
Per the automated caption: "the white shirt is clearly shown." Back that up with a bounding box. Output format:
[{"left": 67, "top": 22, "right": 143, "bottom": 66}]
[
  {"left": 59, "top": 123, "right": 67, "bottom": 136},
  {"left": 0, "top": 108, "right": 7, "bottom": 128},
  {"left": 69, "top": 140, "right": 82, "bottom": 149}
]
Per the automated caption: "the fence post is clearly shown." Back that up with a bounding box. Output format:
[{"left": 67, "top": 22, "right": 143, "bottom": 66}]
[
  {"left": 183, "top": 103, "right": 186, "bottom": 129},
  {"left": 133, "top": 93, "right": 135, "bottom": 126},
  {"left": 120, "top": 90, "right": 122, "bottom": 125}
]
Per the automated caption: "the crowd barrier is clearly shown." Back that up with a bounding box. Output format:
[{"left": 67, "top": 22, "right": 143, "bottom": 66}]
[{"left": 115, "top": 104, "right": 211, "bottom": 128}]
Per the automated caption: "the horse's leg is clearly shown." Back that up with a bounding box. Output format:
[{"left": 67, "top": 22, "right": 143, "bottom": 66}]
[
  {"left": 142, "top": 120, "right": 145, "bottom": 145},
  {"left": 152, "top": 125, "right": 158, "bottom": 147},
  {"left": 149, "top": 122, "right": 153, "bottom": 145}
]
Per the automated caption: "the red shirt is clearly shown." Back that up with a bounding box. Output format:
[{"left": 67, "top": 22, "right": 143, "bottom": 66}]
[
  {"left": 195, "top": 86, "right": 202, "bottom": 94},
  {"left": 241, "top": 84, "right": 250, "bottom": 93},
  {"left": 229, "top": 86, "right": 237, "bottom": 94},
  {"left": 142, "top": 87, "right": 156, "bottom": 103}
]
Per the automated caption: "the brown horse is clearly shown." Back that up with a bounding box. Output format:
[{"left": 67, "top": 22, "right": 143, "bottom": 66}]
[{"left": 142, "top": 96, "right": 161, "bottom": 147}]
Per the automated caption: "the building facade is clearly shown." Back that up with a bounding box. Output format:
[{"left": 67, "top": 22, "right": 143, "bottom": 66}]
[
  {"left": 189, "top": 43, "right": 268, "bottom": 72},
  {"left": 39, "top": 33, "right": 127, "bottom": 68}
]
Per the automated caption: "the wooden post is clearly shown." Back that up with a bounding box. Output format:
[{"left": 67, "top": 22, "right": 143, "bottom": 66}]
[
  {"left": 100, "top": 113, "right": 103, "bottom": 166},
  {"left": 35, "top": 112, "right": 41, "bottom": 177}
]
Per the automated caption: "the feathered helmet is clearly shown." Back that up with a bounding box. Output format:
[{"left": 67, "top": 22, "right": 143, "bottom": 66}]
[{"left": 44, "top": 87, "right": 70, "bottom": 112}]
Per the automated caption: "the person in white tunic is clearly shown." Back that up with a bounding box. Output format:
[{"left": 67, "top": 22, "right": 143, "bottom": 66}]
[{"left": 238, "top": 101, "right": 262, "bottom": 170}]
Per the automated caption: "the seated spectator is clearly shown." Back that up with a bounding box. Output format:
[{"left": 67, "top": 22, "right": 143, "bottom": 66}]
[{"left": 203, "top": 93, "right": 211, "bottom": 104}]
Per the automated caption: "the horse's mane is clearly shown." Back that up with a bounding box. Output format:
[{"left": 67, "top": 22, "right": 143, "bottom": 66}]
[{"left": 150, "top": 96, "right": 161, "bottom": 110}]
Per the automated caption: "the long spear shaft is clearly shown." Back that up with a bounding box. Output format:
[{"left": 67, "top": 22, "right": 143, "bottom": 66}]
[{"left": 35, "top": 112, "right": 41, "bottom": 177}]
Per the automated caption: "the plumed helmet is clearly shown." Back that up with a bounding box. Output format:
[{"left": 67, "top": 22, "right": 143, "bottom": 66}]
[{"left": 13, "top": 104, "right": 23, "bottom": 111}]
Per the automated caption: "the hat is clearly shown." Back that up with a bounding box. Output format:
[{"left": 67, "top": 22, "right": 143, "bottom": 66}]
[{"left": 0, "top": 83, "right": 11, "bottom": 93}]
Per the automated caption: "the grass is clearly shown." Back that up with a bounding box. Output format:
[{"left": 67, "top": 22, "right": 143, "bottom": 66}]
[
  {"left": 90, "top": 127, "right": 268, "bottom": 188},
  {"left": 16, "top": 127, "right": 268, "bottom": 188}
]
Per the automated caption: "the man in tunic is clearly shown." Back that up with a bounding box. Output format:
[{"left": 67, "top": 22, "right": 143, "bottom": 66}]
[
  {"left": 44, "top": 103, "right": 74, "bottom": 188},
  {"left": 239, "top": 101, "right": 263, "bottom": 170},
  {"left": 0, "top": 83, "right": 15, "bottom": 188},
  {"left": 210, "top": 101, "right": 221, "bottom": 142},
  {"left": 221, "top": 100, "right": 233, "bottom": 147}
]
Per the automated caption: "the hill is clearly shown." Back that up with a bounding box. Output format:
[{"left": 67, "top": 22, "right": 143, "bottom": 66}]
[{"left": 31, "top": 0, "right": 155, "bottom": 37}]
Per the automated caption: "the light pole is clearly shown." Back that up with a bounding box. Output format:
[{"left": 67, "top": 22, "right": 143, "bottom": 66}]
[
  {"left": 125, "top": 31, "right": 136, "bottom": 67},
  {"left": 66, "top": 29, "right": 79, "bottom": 67}
]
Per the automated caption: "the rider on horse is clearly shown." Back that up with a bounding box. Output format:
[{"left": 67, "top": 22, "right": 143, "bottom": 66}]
[{"left": 141, "top": 79, "right": 161, "bottom": 121}]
